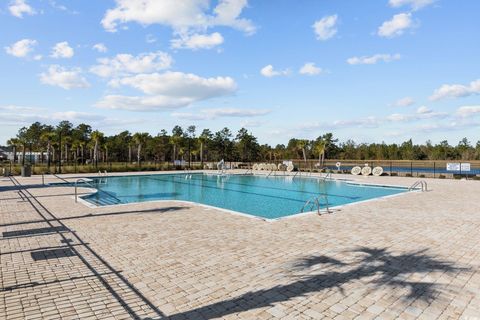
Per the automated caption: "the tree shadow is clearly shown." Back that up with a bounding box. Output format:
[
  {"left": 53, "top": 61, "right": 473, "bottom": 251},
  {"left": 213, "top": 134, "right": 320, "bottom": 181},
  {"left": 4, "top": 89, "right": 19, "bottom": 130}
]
[
  {"left": 292, "top": 255, "right": 346, "bottom": 270},
  {"left": 167, "top": 246, "right": 468, "bottom": 319}
]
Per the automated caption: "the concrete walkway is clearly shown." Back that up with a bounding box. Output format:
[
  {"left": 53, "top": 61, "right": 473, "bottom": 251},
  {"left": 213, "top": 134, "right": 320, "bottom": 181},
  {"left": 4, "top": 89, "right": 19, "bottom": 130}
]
[{"left": 1, "top": 172, "right": 479, "bottom": 319}]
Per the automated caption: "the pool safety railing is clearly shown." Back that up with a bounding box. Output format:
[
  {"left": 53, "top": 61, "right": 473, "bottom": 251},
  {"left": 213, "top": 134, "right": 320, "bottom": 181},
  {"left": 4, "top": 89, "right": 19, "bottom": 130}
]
[
  {"left": 301, "top": 194, "right": 331, "bottom": 215},
  {"left": 266, "top": 169, "right": 275, "bottom": 177},
  {"left": 244, "top": 168, "right": 253, "bottom": 175},
  {"left": 75, "top": 178, "right": 122, "bottom": 204},
  {"left": 319, "top": 172, "right": 332, "bottom": 181},
  {"left": 409, "top": 180, "right": 428, "bottom": 192},
  {"left": 75, "top": 178, "right": 96, "bottom": 203},
  {"left": 98, "top": 170, "right": 108, "bottom": 184}
]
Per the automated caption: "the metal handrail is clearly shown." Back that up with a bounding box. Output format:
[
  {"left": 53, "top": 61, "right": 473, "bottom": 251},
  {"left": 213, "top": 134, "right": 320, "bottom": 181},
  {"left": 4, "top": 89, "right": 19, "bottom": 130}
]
[
  {"left": 266, "top": 169, "right": 275, "bottom": 177},
  {"left": 319, "top": 172, "right": 332, "bottom": 180},
  {"left": 409, "top": 180, "right": 428, "bottom": 192},
  {"left": 301, "top": 194, "right": 331, "bottom": 215},
  {"left": 74, "top": 178, "right": 122, "bottom": 203},
  {"left": 75, "top": 178, "right": 96, "bottom": 203}
]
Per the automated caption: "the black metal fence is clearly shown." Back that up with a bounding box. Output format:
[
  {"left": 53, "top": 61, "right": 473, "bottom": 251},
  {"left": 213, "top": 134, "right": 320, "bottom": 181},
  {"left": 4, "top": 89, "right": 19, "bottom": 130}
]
[
  {"left": 261, "top": 160, "right": 480, "bottom": 179},
  {"left": 1, "top": 159, "right": 479, "bottom": 179}
]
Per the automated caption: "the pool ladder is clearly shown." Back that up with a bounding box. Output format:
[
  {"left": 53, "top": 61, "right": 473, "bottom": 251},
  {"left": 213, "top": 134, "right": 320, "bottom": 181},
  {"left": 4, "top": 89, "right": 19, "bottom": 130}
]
[
  {"left": 184, "top": 168, "right": 192, "bottom": 179},
  {"left": 409, "top": 180, "right": 428, "bottom": 192},
  {"left": 301, "top": 194, "right": 331, "bottom": 215},
  {"left": 319, "top": 172, "right": 332, "bottom": 181},
  {"left": 266, "top": 169, "right": 276, "bottom": 177}
]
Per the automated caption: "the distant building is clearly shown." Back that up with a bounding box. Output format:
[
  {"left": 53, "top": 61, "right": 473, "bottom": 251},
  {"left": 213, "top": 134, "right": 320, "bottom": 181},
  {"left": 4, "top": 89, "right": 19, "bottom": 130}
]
[
  {"left": 3, "top": 151, "right": 45, "bottom": 164},
  {"left": 0, "top": 148, "right": 8, "bottom": 161}
]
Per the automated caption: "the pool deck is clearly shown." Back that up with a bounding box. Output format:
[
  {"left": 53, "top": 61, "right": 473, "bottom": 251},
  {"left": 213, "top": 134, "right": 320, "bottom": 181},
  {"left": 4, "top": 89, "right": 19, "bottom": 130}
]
[{"left": 1, "top": 171, "right": 479, "bottom": 319}]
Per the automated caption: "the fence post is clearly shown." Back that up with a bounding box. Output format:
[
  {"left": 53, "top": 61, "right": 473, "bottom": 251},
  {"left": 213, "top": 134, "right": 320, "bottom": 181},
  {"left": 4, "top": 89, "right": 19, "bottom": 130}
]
[
  {"left": 433, "top": 162, "right": 436, "bottom": 178},
  {"left": 410, "top": 162, "right": 413, "bottom": 176}
]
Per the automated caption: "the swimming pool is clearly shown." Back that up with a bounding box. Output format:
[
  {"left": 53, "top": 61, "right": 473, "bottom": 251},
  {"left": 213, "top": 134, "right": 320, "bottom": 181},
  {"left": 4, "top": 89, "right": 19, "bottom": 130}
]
[{"left": 81, "top": 173, "right": 408, "bottom": 219}]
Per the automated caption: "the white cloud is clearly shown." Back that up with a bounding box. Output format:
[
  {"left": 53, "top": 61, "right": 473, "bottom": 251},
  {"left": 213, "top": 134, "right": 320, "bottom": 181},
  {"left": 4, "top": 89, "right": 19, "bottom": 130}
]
[
  {"left": 51, "top": 111, "right": 105, "bottom": 122},
  {"left": 299, "top": 62, "right": 322, "bottom": 76},
  {"left": 172, "top": 108, "right": 270, "bottom": 120},
  {"left": 301, "top": 117, "right": 381, "bottom": 131},
  {"left": 312, "top": 15, "right": 338, "bottom": 41},
  {"left": 8, "top": 0, "right": 36, "bottom": 18},
  {"left": 39, "top": 65, "right": 90, "bottom": 90},
  {"left": 5, "top": 39, "right": 37, "bottom": 58},
  {"left": 456, "top": 105, "right": 480, "bottom": 118},
  {"left": 101, "top": 0, "right": 255, "bottom": 34},
  {"left": 301, "top": 108, "right": 449, "bottom": 131},
  {"left": 92, "top": 43, "right": 108, "bottom": 53},
  {"left": 260, "top": 65, "right": 289, "bottom": 78},
  {"left": 387, "top": 110, "right": 446, "bottom": 122},
  {"left": 416, "top": 106, "right": 431, "bottom": 114},
  {"left": 414, "top": 120, "right": 480, "bottom": 133},
  {"left": 392, "top": 96, "right": 415, "bottom": 107},
  {"left": 171, "top": 32, "right": 224, "bottom": 50},
  {"left": 240, "top": 120, "right": 263, "bottom": 128},
  {"left": 378, "top": 13, "right": 413, "bottom": 38},
  {"left": 430, "top": 79, "right": 480, "bottom": 101},
  {"left": 90, "top": 51, "right": 173, "bottom": 78},
  {"left": 388, "top": 0, "right": 435, "bottom": 10},
  {"left": 213, "top": 0, "right": 256, "bottom": 34},
  {"left": 112, "top": 71, "right": 236, "bottom": 98},
  {"left": 95, "top": 95, "right": 194, "bottom": 111},
  {"left": 50, "top": 41, "right": 74, "bottom": 58},
  {"left": 0, "top": 107, "right": 141, "bottom": 127},
  {"left": 347, "top": 53, "right": 401, "bottom": 65},
  {"left": 0, "top": 105, "right": 43, "bottom": 112},
  {"left": 96, "top": 71, "right": 237, "bottom": 111}
]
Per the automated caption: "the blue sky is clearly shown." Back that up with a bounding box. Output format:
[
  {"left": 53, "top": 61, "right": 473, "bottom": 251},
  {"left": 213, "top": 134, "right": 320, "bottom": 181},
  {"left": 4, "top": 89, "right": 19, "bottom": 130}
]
[{"left": 1, "top": 0, "right": 479, "bottom": 146}]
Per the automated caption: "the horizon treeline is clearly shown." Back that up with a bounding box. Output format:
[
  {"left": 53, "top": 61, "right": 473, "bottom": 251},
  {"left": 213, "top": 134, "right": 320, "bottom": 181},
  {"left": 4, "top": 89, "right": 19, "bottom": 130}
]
[{"left": 3, "top": 121, "right": 480, "bottom": 168}]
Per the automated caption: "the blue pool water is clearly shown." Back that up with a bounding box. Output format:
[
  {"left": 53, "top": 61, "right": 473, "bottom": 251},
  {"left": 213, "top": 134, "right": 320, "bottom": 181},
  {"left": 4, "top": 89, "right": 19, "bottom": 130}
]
[{"left": 82, "top": 173, "right": 407, "bottom": 219}]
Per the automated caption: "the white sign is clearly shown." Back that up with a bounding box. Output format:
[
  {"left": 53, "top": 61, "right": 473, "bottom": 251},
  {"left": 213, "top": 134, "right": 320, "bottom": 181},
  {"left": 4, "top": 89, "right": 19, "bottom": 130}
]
[
  {"left": 446, "top": 163, "right": 460, "bottom": 171},
  {"left": 461, "top": 163, "right": 471, "bottom": 172}
]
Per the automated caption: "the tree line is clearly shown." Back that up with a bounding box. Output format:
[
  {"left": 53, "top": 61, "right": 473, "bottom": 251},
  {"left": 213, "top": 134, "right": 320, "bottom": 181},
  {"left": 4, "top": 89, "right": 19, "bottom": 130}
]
[{"left": 4, "top": 121, "right": 480, "bottom": 170}]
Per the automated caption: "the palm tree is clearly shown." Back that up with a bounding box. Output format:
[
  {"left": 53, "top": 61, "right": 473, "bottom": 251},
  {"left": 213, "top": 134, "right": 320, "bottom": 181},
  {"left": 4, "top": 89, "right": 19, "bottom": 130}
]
[
  {"left": 314, "top": 140, "right": 327, "bottom": 167},
  {"left": 91, "top": 130, "right": 104, "bottom": 168},
  {"left": 170, "top": 126, "right": 183, "bottom": 163},
  {"left": 40, "top": 131, "right": 56, "bottom": 172},
  {"left": 297, "top": 139, "right": 308, "bottom": 164},
  {"left": 63, "top": 135, "right": 72, "bottom": 165},
  {"left": 199, "top": 129, "right": 213, "bottom": 166},
  {"left": 132, "top": 132, "right": 150, "bottom": 165}
]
